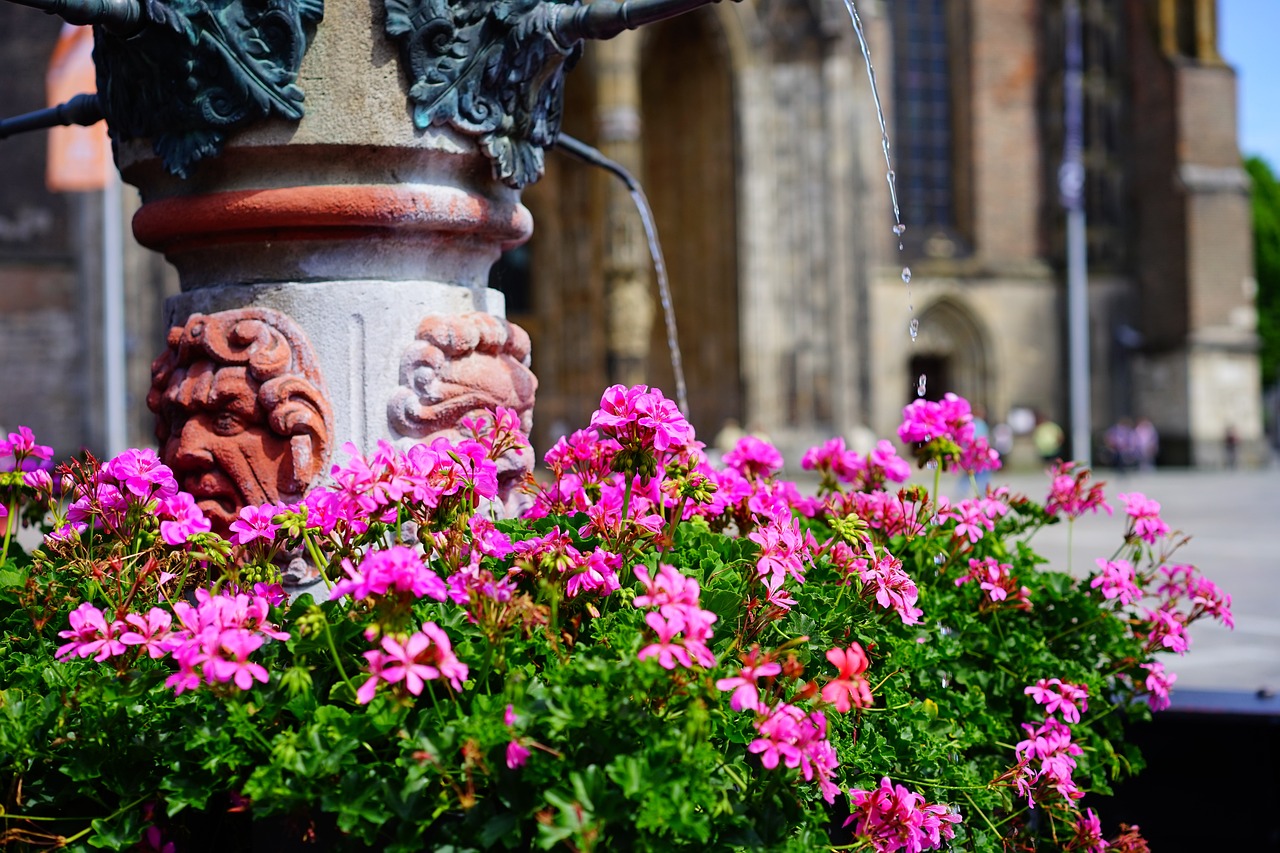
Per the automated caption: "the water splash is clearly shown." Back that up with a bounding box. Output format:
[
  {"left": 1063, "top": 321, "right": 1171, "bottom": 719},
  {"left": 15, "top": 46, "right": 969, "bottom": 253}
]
[{"left": 629, "top": 187, "right": 689, "bottom": 418}]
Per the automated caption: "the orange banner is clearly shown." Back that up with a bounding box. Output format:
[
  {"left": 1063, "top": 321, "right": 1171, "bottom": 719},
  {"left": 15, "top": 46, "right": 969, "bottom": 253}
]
[{"left": 45, "top": 24, "right": 109, "bottom": 192}]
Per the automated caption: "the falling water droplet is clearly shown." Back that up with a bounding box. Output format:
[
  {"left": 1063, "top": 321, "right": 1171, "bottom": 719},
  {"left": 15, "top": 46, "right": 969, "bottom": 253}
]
[
  {"left": 909, "top": 318, "right": 919, "bottom": 341},
  {"left": 917, "top": 374, "right": 927, "bottom": 397},
  {"left": 901, "top": 267, "right": 912, "bottom": 283},
  {"left": 926, "top": 460, "right": 938, "bottom": 470},
  {"left": 893, "top": 223, "right": 906, "bottom": 237},
  {"left": 933, "top": 554, "right": 945, "bottom": 565}
]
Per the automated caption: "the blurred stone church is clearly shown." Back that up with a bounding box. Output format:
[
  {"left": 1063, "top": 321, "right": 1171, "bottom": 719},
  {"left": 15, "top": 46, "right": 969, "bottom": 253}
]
[{"left": 0, "top": 0, "right": 1264, "bottom": 467}]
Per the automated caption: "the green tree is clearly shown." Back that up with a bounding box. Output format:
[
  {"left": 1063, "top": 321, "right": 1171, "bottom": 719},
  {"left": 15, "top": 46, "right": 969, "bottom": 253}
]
[{"left": 1245, "top": 156, "right": 1280, "bottom": 388}]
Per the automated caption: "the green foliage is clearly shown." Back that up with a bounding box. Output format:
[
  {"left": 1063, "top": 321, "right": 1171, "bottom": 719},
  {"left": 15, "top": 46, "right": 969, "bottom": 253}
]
[
  {"left": 1247, "top": 155, "right": 1280, "bottom": 387},
  {"left": 0, "top": 439, "right": 1213, "bottom": 852}
]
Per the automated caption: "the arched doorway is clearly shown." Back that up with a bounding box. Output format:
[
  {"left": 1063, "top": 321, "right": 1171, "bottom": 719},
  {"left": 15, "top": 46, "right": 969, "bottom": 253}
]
[{"left": 639, "top": 9, "right": 742, "bottom": 440}]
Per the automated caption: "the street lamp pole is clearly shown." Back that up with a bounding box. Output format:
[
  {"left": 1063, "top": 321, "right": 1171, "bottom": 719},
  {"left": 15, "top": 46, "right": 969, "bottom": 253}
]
[{"left": 1062, "top": 0, "right": 1091, "bottom": 466}]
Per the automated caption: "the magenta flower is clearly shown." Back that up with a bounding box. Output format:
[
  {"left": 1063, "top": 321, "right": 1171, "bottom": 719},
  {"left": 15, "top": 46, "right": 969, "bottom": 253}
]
[
  {"left": 857, "top": 553, "right": 923, "bottom": 625},
  {"left": 207, "top": 631, "right": 269, "bottom": 690},
  {"left": 716, "top": 658, "right": 782, "bottom": 712},
  {"left": 103, "top": 448, "right": 178, "bottom": 501},
  {"left": 723, "top": 435, "right": 784, "bottom": 480},
  {"left": 1045, "top": 461, "right": 1112, "bottom": 519},
  {"left": 1069, "top": 808, "right": 1109, "bottom": 853},
  {"left": 120, "top": 608, "right": 175, "bottom": 659},
  {"left": 228, "top": 504, "right": 281, "bottom": 545},
  {"left": 1090, "top": 559, "right": 1143, "bottom": 606},
  {"left": 1, "top": 426, "right": 53, "bottom": 472},
  {"left": 505, "top": 740, "right": 531, "bottom": 769},
  {"left": 156, "top": 491, "right": 212, "bottom": 546},
  {"left": 844, "top": 776, "right": 961, "bottom": 852},
  {"left": 1024, "top": 679, "right": 1089, "bottom": 724},
  {"left": 356, "top": 621, "right": 468, "bottom": 704},
  {"left": 1140, "top": 662, "right": 1177, "bottom": 711},
  {"left": 1118, "top": 492, "right": 1170, "bottom": 544},
  {"left": 56, "top": 602, "right": 126, "bottom": 662},
  {"left": 332, "top": 545, "right": 449, "bottom": 603}
]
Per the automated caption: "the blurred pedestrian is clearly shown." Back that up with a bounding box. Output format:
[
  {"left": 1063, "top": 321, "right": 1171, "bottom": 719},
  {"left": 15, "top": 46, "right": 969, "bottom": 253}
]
[
  {"left": 1133, "top": 418, "right": 1159, "bottom": 470},
  {"left": 1224, "top": 425, "right": 1239, "bottom": 469},
  {"left": 1105, "top": 418, "right": 1136, "bottom": 472},
  {"left": 1033, "top": 415, "right": 1065, "bottom": 464}
]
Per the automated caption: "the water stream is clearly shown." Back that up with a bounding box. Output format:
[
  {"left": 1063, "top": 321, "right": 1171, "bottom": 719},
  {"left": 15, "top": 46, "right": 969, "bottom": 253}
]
[
  {"left": 629, "top": 187, "right": 690, "bottom": 419},
  {"left": 840, "top": 0, "right": 918, "bottom": 342},
  {"left": 553, "top": 134, "right": 690, "bottom": 419}
]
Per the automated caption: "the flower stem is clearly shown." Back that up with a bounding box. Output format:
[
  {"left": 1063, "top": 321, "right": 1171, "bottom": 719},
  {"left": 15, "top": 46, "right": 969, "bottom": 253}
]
[
  {"left": 0, "top": 497, "right": 17, "bottom": 564},
  {"left": 323, "top": 620, "right": 359, "bottom": 698}
]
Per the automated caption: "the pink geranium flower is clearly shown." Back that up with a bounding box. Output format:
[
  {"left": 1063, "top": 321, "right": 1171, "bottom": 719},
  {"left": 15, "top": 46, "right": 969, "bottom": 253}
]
[{"left": 820, "top": 643, "right": 873, "bottom": 713}]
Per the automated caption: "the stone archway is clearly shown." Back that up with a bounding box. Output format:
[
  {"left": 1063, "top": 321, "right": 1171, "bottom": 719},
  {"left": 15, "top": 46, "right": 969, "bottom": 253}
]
[
  {"left": 909, "top": 299, "right": 991, "bottom": 411},
  {"left": 639, "top": 9, "right": 743, "bottom": 441}
]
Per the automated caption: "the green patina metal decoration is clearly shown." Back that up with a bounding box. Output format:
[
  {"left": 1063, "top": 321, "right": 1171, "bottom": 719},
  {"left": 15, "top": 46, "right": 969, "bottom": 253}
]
[
  {"left": 384, "top": 0, "right": 579, "bottom": 189},
  {"left": 94, "top": 0, "right": 323, "bottom": 179}
]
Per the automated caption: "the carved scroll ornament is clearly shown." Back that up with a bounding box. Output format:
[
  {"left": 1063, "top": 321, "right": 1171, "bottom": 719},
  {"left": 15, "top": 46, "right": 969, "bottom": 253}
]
[
  {"left": 384, "top": 0, "right": 579, "bottom": 188},
  {"left": 94, "top": 0, "right": 323, "bottom": 178},
  {"left": 148, "top": 308, "right": 333, "bottom": 532}
]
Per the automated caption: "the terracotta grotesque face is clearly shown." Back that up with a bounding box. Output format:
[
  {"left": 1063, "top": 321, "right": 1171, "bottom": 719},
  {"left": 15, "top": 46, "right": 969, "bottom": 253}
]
[
  {"left": 388, "top": 311, "right": 537, "bottom": 510},
  {"left": 148, "top": 308, "right": 333, "bottom": 533}
]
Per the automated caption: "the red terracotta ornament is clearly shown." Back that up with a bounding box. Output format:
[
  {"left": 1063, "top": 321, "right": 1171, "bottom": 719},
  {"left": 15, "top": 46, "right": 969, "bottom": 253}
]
[{"left": 148, "top": 308, "right": 333, "bottom": 533}]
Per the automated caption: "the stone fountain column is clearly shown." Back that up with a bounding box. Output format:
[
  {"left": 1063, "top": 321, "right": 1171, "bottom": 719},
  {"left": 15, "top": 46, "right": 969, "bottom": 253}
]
[
  {"left": 94, "top": 0, "right": 570, "bottom": 528},
  {"left": 81, "top": 0, "right": 731, "bottom": 529}
]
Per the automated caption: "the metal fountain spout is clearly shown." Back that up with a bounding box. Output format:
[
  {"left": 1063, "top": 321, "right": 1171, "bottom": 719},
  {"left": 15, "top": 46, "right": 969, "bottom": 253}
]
[
  {"left": 548, "top": 0, "right": 739, "bottom": 47},
  {"left": 5, "top": 0, "right": 140, "bottom": 33}
]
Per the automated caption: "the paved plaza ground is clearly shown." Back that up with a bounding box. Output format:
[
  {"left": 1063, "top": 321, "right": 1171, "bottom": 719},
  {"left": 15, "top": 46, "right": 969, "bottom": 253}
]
[{"left": 989, "top": 464, "right": 1279, "bottom": 697}]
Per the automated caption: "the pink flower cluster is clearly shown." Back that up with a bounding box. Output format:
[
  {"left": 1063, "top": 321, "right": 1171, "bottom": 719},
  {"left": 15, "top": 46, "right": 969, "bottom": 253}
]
[
  {"left": 632, "top": 564, "right": 716, "bottom": 669},
  {"left": 748, "top": 703, "right": 841, "bottom": 803},
  {"left": 356, "top": 621, "right": 468, "bottom": 703},
  {"left": 940, "top": 495, "right": 1010, "bottom": 545},
  {"left": 723, "top": 435, "right": 785, "bottom": 480},
  {"left": 1090, "top": 559, "right": 1143, "bottom": 606},
  {"left": 589, "top": 384, "right": 695, "bottom": 457},
  {"left": 1024, "top": 678, "right": 1089, "bottom": 724},
  {"left": 322, "top": 437, "right": 500, "bottom": 534},
  {"left": 1139, "top": 661, "right": 1176, "bottom": 711},
  {"left": 56, "top": 588, "right": 288, "bottom": 694},
  {"left": 53, "top": 448, "right": 212, "bottom": 546},
  {"left": 1013, "top": 717, "right": 1085, "bottom": 805},
  {"left": 1045, "top": 461, "right": 1111, "bottom": 519},
  {"left": 503, "top": 703, "right": 530, "bottom": 769},
  {"left": 1117, "top": 492, "right": 1170, "bottom": 544},
  {"left": 715, "top": 653, "right": 782, "bottom": 712},
  {"left": 512, "top": 527, "right": 622, "bottom": 599},
  {"left": 0, "top": 425, "right": 54, "bottom": 472},
  {"left": 1068, "top": 808, "right": 1109, "bottom": 853},
  {"left": 801, "top": 438, "right": 912, "bottom": 491},
  {"left": 844, "top": 777, "right": 960, "bottom": 853},
  {"left": 853, "top": 552, "right": 923, "bottom": 625},
  {"left": 955, "top": 557, "right": 1030, "bottom": 610},
  {"left": 332, "top": 545, "right": 450, "bottom": 603},
  {"left": 229, "top": 504, "right": 282, "bottom": 546},
  {"left": 896, "top": 393, "right": 1001, "bottom": 475}
]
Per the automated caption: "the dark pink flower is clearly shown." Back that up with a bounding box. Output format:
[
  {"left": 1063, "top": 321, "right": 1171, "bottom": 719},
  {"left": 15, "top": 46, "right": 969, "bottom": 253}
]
[
  {"left": 505, "top": 740, "right": 531, "bottom": 769},
  {"left": 844, "top": 776, "right": 961, "bottom": 852}
]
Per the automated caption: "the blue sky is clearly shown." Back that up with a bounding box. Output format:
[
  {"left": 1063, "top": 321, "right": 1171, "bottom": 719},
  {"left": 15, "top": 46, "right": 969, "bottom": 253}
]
[{"left": 1220, "top": 0, "right": 1280, "bottom": 167}]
